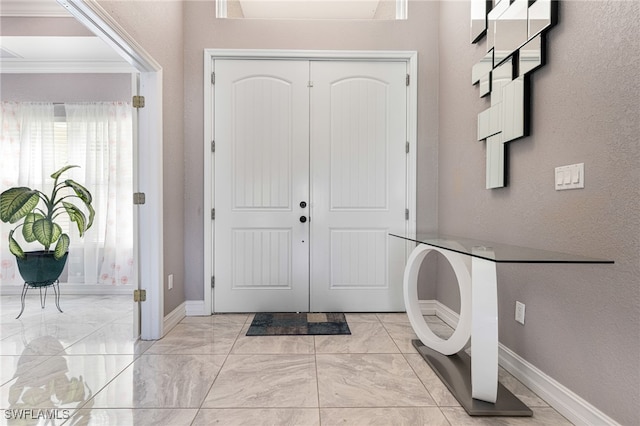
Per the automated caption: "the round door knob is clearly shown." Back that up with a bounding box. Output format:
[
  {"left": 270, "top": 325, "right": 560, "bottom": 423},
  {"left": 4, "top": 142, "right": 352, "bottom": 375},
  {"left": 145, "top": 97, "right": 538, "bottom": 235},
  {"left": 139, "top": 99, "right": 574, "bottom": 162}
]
[
  {"left": 300, "top": 201, "right": 307, "bottom": 208},
  {"left": 299, "top": 216, "right": 307, "bottom": 223}
]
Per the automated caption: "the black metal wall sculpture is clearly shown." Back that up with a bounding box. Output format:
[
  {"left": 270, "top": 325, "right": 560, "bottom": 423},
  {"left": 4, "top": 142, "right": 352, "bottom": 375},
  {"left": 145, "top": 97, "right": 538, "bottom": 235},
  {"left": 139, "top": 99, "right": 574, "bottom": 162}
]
[{"left": 471, "top": 0, "right": 557, "bottom": 188}]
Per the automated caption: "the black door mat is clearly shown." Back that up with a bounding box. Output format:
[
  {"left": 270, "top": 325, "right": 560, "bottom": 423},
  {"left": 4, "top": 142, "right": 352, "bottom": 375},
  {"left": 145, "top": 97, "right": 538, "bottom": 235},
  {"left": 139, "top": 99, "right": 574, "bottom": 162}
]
[{"left": 246, "top": 312, "right": 351, "bottom": 336}]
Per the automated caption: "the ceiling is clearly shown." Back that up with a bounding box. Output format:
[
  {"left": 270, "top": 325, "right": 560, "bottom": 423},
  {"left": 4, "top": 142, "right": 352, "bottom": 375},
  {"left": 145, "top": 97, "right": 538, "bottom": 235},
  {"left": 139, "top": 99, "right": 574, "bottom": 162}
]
[{"left": 0, "top": 0, "right": 133, "bottom": 73}]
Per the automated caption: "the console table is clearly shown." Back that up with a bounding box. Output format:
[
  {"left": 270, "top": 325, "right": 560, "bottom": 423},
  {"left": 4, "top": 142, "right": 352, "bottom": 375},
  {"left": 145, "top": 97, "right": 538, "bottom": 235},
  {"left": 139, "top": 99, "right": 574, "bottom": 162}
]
[{"left": 390, "top": 233, "right": 613, "bottom": 416}]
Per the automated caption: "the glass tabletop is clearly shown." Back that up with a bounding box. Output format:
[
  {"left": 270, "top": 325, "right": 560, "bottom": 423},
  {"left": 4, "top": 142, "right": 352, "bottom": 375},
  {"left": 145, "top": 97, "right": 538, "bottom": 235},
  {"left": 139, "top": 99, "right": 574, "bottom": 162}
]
[{"left": 389, "top": 233, "right": 614, "bottom": 264}]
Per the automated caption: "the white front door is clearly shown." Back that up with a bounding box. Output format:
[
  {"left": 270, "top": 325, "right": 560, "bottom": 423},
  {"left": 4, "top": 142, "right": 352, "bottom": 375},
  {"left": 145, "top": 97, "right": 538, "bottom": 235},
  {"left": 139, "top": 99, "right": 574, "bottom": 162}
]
[
  {"left": 309, "top": 61, "right": 408, "bottom": 311},
  {"left": 214, "top": 60, "right": 310, "bottom": 312},
  {"left": 214, "top": 59, "right": 407, "bottom": 313}
]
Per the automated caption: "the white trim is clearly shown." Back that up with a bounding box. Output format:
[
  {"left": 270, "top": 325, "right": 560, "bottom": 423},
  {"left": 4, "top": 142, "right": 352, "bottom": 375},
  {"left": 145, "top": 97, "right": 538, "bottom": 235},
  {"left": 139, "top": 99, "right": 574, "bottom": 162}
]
[
  {"left": 419, "top": 300, "right": 620, "bottom": 426},
  {"left": 499, "top": 346, "right": 620, "bottom": 426},
  {"left": 59, "top": 0, "right": 164, "bottom": 340},
  {"left": 0, "top": 0, "right": 71, "bottom": 17},
  {"left": 0, "top": 284, "right": 131, "bottom": 296},
  {"left": 204, "top": 49, "right": 418, "bottom": 314},
  {"left": 163, "top": 301, "right": 186, "bottom": 333},
  {"left": 204, "top": 49, "right": 416, "bottom": 61},
  {"left": 185, "top": 300, "right": 208, "bottom": 316},
  {"left": 56, "top": 1, "right": 161, "bottom": 73},
  {"left": 396, "top": 0, "right": 408, "bottom": 20},
  {"left": 0, "top": 61, "right": 136, "bottom": 74},
  {"left": 203, "top": 53, "right": 214, "bottom": 315}
]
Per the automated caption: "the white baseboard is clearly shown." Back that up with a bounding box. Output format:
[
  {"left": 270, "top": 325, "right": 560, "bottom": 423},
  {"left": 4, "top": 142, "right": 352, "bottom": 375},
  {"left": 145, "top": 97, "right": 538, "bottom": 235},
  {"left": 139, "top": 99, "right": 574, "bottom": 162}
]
[
  {"left": 498, "top": 345, "right": 619, "bottom": 426},
  {"left": 163, "top": 301, "right": 186, "bottom": 334},
  {"left": 185, "top": 299, "right": 207, "bottom": 316},
  {"left": 0, "top": 283, "right": 132, "bottom": 296},
  {"left": 418, "top": 300, "right": 619, "bottom": 426}
]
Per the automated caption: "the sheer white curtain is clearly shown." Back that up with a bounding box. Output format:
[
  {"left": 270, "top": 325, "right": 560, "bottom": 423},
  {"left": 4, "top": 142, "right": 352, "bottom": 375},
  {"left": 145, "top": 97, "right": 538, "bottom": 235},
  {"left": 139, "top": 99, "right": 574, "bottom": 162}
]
[
  {"left": 65, "top": 102, "right": 134, "bottom": 286},
  {"left": 0, "top": 102, "right": 55, "bottom": 285},
  {"left": 0, "top": 102, "right": 133, "bottom": 287}
]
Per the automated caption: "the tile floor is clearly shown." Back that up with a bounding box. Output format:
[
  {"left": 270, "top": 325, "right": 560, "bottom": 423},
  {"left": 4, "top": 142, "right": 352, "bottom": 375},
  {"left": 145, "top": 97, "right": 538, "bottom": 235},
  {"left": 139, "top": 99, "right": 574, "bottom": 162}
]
[{"left": 0, "top": 295, "right": 573, "bottom": 425}]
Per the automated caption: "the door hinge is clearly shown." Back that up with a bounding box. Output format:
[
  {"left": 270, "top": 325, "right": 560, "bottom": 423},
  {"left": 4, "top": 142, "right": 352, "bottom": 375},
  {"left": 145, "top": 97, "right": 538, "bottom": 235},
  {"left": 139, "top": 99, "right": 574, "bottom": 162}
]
[
  {"left": 133, "top": 192, "right": 146, "bottom": 205},
  {"left": 406, "top": 141, "right": 410, "bottom": 154},
  {"left": 406, "top": 74, "right": 410, "bottom": 86},
  {"left": 211, "top": 208, "right": 215, "bottom": 220},
  {"left": 307, "top": 81, "right": 313, "bottom": 88},
  {"left": 211, "top": 72, "right": 215, "bottom": 85},
  {"left": 211, "top": 276, "right": 215, "bottom": 288},
  {"left": 133, "top": 289, "right": 147, "bottom": 302},
  {"left": 132, "top": 95, "right": 145, "bottom": 108},
  {"left": 405, "top": 208, "right": 410, "bottom": 220},
  {"left": 211, "top": 140, "right": 215, "bottom": 152}
]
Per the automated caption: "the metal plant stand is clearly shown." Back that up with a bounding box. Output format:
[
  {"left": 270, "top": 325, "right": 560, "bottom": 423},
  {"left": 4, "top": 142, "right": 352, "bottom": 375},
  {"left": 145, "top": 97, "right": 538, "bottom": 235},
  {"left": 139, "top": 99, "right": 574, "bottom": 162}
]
[{"left": 16, "top": 280, "right": 63, "bottom": 319}]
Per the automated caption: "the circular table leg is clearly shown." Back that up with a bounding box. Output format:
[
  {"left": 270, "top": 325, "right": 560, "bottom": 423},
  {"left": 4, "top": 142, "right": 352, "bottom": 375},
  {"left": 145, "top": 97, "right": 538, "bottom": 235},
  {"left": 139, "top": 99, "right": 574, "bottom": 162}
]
[{"left": 403, "top": 244, "right": 472, "bottom": 355}]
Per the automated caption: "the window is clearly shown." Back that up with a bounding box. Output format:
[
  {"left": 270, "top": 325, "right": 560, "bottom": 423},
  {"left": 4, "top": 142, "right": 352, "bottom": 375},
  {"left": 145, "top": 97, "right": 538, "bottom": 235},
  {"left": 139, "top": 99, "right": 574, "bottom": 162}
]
[{"left": 216, "top": 0, "right": 407, "bottom": 20}]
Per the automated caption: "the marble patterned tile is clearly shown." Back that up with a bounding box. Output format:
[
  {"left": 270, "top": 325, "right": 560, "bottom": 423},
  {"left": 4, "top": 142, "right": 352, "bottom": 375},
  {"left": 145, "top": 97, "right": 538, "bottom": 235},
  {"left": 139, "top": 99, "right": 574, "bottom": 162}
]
[
  {"left": 376, "top": 313, "right": 411, "bottom": 324},
  {"left": 404, "top": 353, "right": 461, "bottom": 407},
  {"left": 64, "top": 323, "right": 153, "bottom": 355},
  {"left": 344, "top": 313, "right": 381, "bottom": 323},
  {"left": 180, "top": 314, "right": 250, "bottom": 325},
  {"left": 498, "top": 367, "right": 549, "bottom": 408},
  {"left": 192, "top": 408, "right": 320, "bottom": 426},
  {"left": 1, "top": 319, "right": 108, "bottom": 356},
  {"left": 440, "top": 406, "right": 573, "bottom": 425},
  {"left": 67, "top": 408, "right": 198, "bottom": 426},
  {"left": 316, "top": 354, "right": 436, "bottom": 407},
  {"left": 231, "top": 325, "right": 315, "bottom": 354},
  {"left": 381, "top": 322, "right": 421, "bottom": 353},
  {"left": 0, "top": 355, "right": 50, "bottom": 387},
  {"left": 0, "top": 354, "right": 135, "bottom": 411},
  {"left": 320, "top": 407, "right": 450, "bottom": 425},
  {"left": 0, "top": 320, "right": 28, "bottom": 341},
  {"left": 90, "top": 354, "right": 225, "bottom": 408},
  {"left": 145, "top": 323, "right": 240, "bottom": 355},
  {"left": 314, "top": 322, "right": 400, "bottom": 354},
  {"left": 202, "top": 355, "right": 318, "bottom": 408}
]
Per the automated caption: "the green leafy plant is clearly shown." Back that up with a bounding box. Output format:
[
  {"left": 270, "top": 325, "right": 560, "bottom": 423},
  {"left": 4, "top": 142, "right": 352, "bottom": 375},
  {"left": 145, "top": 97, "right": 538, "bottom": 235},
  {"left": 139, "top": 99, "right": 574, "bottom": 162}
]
[{"left": 0, "top": 165, "right": 94, "bottom": 260}]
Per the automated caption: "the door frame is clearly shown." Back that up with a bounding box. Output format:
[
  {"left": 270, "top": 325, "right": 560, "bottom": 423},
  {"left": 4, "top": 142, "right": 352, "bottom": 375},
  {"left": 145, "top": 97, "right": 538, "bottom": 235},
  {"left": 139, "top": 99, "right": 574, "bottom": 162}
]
[
  {"left": 203, "top": 49, "right": 418, "bottom": 314},
  {"left": 60, "top": 0, "right": 164, "bottom": 339}
]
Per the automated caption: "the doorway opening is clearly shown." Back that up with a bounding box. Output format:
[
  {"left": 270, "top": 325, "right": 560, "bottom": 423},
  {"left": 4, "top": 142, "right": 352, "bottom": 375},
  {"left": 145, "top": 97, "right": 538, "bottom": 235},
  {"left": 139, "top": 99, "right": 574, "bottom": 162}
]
[{"left": 204, "top": 50, "right": 417, "bottom": 314}]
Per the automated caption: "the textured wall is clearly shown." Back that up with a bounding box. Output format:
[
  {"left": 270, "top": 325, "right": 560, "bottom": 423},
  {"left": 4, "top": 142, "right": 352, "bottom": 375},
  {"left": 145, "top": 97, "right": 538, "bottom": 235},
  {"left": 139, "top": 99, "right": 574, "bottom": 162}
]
[
  {"left": 98, "top": 1, "right": 186, "bottom": 316},
  {"left": 437, "top": 1, "right": 639, "bottom": 423},
  {"left": 182, "top": 0, "right": 441, "bottom": 301},
  {"left": 0, "top": 74, "right": 131, "bottom": 102}
]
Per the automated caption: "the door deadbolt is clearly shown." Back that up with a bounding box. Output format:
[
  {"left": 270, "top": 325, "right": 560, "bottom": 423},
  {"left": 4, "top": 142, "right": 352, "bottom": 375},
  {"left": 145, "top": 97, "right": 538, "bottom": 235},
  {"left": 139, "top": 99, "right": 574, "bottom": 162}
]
[{"left": 300, "top": 201, "right": 307, "bottom": 208}]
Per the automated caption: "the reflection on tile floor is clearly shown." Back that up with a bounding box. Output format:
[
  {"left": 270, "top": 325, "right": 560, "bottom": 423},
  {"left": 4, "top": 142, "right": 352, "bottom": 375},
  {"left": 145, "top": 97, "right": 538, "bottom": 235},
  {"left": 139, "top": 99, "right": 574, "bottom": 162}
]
[{"left": 0, "top": 295, "right": 573, "bottom": 425}]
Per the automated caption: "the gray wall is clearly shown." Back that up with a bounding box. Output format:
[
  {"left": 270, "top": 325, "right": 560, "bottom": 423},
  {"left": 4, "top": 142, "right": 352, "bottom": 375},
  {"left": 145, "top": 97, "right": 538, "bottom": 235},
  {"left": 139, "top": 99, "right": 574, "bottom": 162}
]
[
  {"left": 98, "top": 1, "right": 186, "bottom": 316},
  {"left": 27, "top": 1, "right": 637, "bottom": 422},
  {"left": 437, "top": 1, "right": 639, "bottom": 424},
  {"left": 182, "top": 0, "right": 441, "bottom": 301},
  {"left": 0, "top": 74, "right": 131, "bottom": 102}
]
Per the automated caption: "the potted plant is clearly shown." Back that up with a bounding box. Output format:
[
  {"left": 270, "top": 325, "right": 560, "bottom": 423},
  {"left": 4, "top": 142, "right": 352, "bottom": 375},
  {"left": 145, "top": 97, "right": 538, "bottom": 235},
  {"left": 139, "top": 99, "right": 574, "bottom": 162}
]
[{"left": 0, "top": 165, "right": 94, "bottom": 286}]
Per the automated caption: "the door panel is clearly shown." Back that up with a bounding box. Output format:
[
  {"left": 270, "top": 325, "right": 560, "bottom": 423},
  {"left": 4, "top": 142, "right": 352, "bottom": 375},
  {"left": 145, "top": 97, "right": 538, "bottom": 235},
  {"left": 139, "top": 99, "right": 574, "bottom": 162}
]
[
  {"left": 214, "top": 59, "right": 407, "bottom": 313},
  {"left": 214, "top": 60, "right": 310, "bottom": 312},
  {"left": 310, "top": 61, "right": 407, "bottom": 312}
]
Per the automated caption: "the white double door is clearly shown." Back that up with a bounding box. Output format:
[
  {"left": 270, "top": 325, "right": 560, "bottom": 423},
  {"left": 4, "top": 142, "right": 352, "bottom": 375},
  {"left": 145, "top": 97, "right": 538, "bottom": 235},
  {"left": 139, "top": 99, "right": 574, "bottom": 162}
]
[{"left": 214, "top": 59, "right": 408, "bottom": 312}]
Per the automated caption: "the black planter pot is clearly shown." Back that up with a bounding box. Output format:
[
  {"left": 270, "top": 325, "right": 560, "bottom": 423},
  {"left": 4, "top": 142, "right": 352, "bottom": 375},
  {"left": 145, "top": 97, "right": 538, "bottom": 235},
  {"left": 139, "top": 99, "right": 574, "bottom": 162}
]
[{"left": 16, "top": 251, "right": 68, "bottom": 287}]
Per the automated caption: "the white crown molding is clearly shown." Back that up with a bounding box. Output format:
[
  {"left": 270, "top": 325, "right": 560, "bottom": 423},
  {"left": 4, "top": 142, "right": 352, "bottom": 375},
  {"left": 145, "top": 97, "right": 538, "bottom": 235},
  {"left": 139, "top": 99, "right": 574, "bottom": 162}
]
[
  {"left": 419, "top": 300, "right": 620, "bottom": 426},
  {"left": 0, "top": 60, "right": 135, "bottom": 73},
  {"left": 0, "top": 0, "right": 71, "bottom": 17}
]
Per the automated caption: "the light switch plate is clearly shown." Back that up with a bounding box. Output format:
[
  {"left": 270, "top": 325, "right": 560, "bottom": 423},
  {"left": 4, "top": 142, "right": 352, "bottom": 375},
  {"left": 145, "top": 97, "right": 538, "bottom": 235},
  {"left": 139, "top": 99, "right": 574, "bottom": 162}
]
[{"left": 555, "top": 163, "right": 584, "bottom": 190}]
